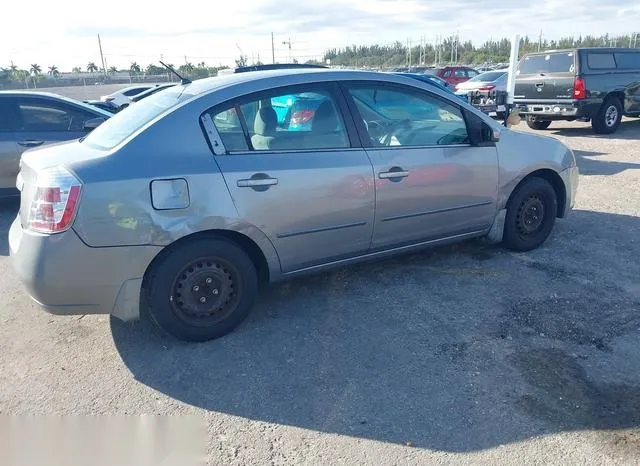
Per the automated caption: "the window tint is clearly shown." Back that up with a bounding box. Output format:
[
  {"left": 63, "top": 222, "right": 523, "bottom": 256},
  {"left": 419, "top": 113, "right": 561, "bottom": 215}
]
[
  {"left": 454, "top": 69, "right": 466, "bottom": 78},
  {"left": 517, "top": 52, "right": 575, "bottom": 74},
  {"left": 469, "top": 71, "right": 506, "bottom": 82},
  {"left": 443, "top": 70, "right": 452, "bottom": 78},
  {"left": 614, "top": 52, "right": 640, "bottom": 70},
  {"left": 587, "top": 53, "right": 616, "bottom": 70},
  {"left": 347, "top": 85, "right": 470, "bottom": 147},
  {"left": 17, "top": 99, "right": 96, "bottom": 132},
  {"left": 209, "top": 88, "right": 349, "bottom": 152},
  {"left": 0, "top": 99, "right": 18, "bottom": 132},
  {"left": 123, "top": 87, "right": 148, "bottom": 97}
]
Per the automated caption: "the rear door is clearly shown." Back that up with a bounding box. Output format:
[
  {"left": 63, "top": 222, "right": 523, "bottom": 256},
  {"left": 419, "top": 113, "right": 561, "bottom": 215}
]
[
  {"left": 205, "top": 83, "right": 376, "bottom": 273},
  {"left": 514, "top": 51, "right": 577, "bottom": 102},
  {"left": 0, "top": 97, "right": 20, "bottom": 191},
  {"left": 13, "top": 96, "right": 98, "bottom": 155},
  {"left": 342, "top": 81, "right": 499, "bottom": 250}
]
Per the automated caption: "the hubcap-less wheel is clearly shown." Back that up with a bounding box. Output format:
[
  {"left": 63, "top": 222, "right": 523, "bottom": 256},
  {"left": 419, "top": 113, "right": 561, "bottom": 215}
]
[
  {"left": 171, "top": 258, "right": 241, "bottom": 327},
  {"left": 605, "top": 105, "right": 618, "bottom": 127},
  {"left": 516, "top": 195, "right": 545, "bottom": 238}
]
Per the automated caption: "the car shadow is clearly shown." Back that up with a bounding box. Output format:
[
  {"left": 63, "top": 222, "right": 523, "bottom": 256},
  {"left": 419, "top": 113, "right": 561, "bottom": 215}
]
[
  {"left": 112, "top": 209, "right": 640, "bottom": 454},
  {"left": 573, "top": 149, "right": 640, "bottom": 176},
  {"left": 550, "top": 118, "right": 640, "bottom": 140},
  {"left": 0, "top": 198, "right": 19, "bottom": 256}
]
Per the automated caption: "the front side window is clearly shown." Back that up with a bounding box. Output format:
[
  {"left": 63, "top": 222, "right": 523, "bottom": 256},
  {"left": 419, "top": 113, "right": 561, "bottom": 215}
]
[
  {"left": 455, "top": 69, "right": 466, "bottom": 78},
  {"left": 208, "top": 87, "right": 349, "bottom": 152},
  {"left": 347, "top": 84, "right": 469, "bottom": 147},
  {"left": 17, "top": 99, "right": 96, "bottom": 132},
  {"left": 587, "top": 53, "right": 616, "bottom": 70}
]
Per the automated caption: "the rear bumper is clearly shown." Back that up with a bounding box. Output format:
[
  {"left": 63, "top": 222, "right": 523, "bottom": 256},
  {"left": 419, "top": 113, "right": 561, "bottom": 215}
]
[
  {"left": 9, "top": 217, "right": 161, "bottom": 320},
  {"left": 514, "top": 99, "right": 600, "bottom": 120}
]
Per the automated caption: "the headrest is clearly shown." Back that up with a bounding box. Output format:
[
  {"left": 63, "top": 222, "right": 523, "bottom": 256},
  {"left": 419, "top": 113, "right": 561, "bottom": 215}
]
[
  {"left": 311, "top": 101, "right": 338, "bottom": 134},
  {"left": 254, "top": 107, "right": 277, "bottom": 136}
]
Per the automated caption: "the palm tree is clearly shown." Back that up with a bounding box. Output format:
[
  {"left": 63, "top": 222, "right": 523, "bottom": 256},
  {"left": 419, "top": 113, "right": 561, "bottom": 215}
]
[
  {"left": 108, "top": 66, "right": 118, "bottom": 74},
  {"left": 30, "top": 64, "right": 41, "bottom": 76},
  {"left": 129, "top": 62, "right": 141, "bottom": 74},
  {"left": 48, "top": 65, "right": 60, "bottom": 78},
  {"left": 87, "top": 62, "right": 98, "bottom": 73},
  {"left": 72, "top": 66, "right": 82, "bottom": 73},
  {"left": 9, "top": 64, "right": 17, "bottom": 72},
  {"left": 198, "top": 61, "right": 206, "bottom": 68}
]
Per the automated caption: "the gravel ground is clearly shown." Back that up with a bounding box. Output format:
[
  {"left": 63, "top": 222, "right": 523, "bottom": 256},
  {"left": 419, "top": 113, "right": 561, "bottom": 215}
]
[{"left": 1, "top": 118, "right": 639, "bottom": 465}]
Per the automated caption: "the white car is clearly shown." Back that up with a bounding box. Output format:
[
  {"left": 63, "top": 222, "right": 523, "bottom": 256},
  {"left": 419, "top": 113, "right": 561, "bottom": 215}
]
[
  {"left": 454, "top": 69, "right": 509, "bottom": 96},
  {"left": 100, "top": 85, "right": 154, "bottom": 108}
]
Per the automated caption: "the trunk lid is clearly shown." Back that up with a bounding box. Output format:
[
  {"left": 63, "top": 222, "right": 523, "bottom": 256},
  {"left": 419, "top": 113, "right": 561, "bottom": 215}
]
[
  {"left": 514, "top": 51, "right": 577, "bottom": 101},
  {"left": 17, "top": 139, "right": 107, "bottom": 226}
]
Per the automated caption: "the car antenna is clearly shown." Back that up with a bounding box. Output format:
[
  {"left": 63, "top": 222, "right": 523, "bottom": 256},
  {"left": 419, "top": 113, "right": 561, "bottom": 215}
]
[{"left": 159, "top": 60, "right": 191, "bottom": 85}]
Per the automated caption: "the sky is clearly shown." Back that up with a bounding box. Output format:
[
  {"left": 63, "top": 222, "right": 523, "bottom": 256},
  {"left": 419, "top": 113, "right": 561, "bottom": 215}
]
[{"left": 2, "top": 0, "right": 639, "bottom": 71}]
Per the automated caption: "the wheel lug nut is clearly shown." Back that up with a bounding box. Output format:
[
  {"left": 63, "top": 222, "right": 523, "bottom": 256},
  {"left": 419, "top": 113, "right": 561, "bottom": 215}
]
[
  {"left": 206, "top": 278, "right": 212, "bottom": 284},
  {"left": 200, "top": 297, "right": 206, "bottom": 303},
  {"left": 192, "top": 285, "right": 200, "bottom": 292},
  {"left": 212, "top": 289, "right": 219, "bottom": 295}
]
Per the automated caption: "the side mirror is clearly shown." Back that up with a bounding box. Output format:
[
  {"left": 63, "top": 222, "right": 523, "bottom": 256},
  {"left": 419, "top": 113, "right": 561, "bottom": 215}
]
[{"left": 83, "top": 117, "right": 106, "bottom": 131}]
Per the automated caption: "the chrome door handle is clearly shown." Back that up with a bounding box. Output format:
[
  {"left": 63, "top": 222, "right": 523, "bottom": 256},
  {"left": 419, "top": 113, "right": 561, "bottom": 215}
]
[
  {"left": 237, "top": 177, "right": 278, "bottom": 188},
  {"left": 379, "top": 170, "right": 409, "bottom": 179},
  {"left": 18, "top": 140, "right": 44, "bottom": 148}
]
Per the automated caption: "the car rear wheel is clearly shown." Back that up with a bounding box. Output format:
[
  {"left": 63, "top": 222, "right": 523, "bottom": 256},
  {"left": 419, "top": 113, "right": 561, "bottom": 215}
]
[
  {"left": 592, "top": 97, "right": 622, "bottom": 134},
  {"left": 525, "top": 116, "right": 552, "bottom": 130},
  {"left": 145, "top": 238, "right": 258, "bottom": 342},
  {"left": 502, "top": 177, "right": 558, "bottom": 252}
]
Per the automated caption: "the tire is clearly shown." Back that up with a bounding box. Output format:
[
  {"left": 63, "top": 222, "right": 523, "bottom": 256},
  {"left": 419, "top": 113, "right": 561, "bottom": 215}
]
[
  {"left": 591, "top": 97, "right": 622, "bottom": 134},
  {"left": 525, "top": 116, "right": 552, "bottom": 130},
  {"left": 502, "top": 177, "right": 558, "bottom": 252},
  {"left": 144, "top": 238, "right": 258, "bottom": 342}
]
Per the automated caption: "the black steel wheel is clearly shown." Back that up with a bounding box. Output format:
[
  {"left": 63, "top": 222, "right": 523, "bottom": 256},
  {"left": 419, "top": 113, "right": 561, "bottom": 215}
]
[
  {"left": 503, "top": 177, "right": 558, "bottom": 252},
  {"left": 145, "top": 238, "right": 258, "bottom": 342}
]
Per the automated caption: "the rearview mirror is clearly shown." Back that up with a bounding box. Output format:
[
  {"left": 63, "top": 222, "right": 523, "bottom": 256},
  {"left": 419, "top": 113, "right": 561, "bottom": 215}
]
[{"left": 83, "top": 117, "right": 106, "bottom": 131}]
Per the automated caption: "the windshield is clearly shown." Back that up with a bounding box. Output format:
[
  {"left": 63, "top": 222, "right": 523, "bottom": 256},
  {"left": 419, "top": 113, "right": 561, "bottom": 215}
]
[
  {"left": 82, "top": 86, "right": 194, "bottom": 150},
  {"left": 469, "top": 71, "right": 506, "bottom": 82},
  {"left": 517, "top": 52, "right": 575, "bottom": 75}
]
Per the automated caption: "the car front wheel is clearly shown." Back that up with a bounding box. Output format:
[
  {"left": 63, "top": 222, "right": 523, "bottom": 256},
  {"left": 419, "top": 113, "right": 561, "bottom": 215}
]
[
  {"left": 144, "top": 238, "right": 258, "bottom": 342},
  {"left": 502, "top": 177, "right": 558, "bottom": 252}
]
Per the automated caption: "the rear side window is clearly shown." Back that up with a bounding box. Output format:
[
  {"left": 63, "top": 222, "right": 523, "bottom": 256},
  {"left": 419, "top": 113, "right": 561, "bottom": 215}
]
[
  {"left": 16, "top": 99, "right": 96, "bottom": 132},
  {"left": 0, "top": 99, "right": 18, "bottom": 132},
  {"left": 587, "top": 53, "right": 616, "bottom": 70},
  {"left": 517, "top": 52, "right": 575, "bottom": 75},
  {"left": 614, "top": 52, "right": 640, "bottom": 70},
  {"left": 122, "top": 87, "right": 148, "bottom": 97},
  {"left": 208, "top": 87, "right": 350, "bottom": 152}
]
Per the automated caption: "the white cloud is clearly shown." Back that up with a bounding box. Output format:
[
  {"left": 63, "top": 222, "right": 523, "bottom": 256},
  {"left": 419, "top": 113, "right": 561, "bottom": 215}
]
[{"left": 2, "top": 0, "right": 638, "bottom": 70}]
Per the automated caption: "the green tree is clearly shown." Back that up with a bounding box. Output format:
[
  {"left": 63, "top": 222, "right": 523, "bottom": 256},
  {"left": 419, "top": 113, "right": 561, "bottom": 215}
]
[
  {"left": 48, "top": 65, "right": 60, "bottom": 78},
  {"left": 108, "top": 66, "right": 118, "bottom": 73},
  {"left": 129, "top": 62, "right": 141, "bottom": 75},
  {"left": 87, "top": 62, "right": 99, "bottom": 73},
  {"left": 29, "top": 64, "right": 41, "bottom": 75},
  {"left": 235, "top": 55, "right": 248, "bottom": 68},
  {"left": 72, "top": 66, "right": 82, "bottom": 73},
  {"left": 146, "top": 64, "right": 165, "bottom": 75}
]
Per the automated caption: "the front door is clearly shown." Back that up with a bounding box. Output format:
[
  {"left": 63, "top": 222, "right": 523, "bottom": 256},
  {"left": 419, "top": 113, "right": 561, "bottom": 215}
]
[
  {"left": 0, "top": 98, "right": 21, "bottom": 191},
  {"left": 343, "top": 82, "right": 499, "bottom": 250},
  {"left": 206, "top": 84, "right": 375, "bottom": 273}
]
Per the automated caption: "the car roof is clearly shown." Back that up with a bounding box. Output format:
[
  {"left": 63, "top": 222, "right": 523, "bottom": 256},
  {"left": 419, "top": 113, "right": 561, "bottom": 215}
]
[{"left": 0, "top": 90, "right": 113, "bottom": 116}]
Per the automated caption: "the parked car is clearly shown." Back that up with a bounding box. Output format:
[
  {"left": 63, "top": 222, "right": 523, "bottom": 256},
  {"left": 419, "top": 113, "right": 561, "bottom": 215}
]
[
  {"left": 514, "top": 48, "right": 640, "bottom": 134},
  {"left": 9, "top": 69, "right": 578, "bottom": 343},
  {"left": 391, "top": 72, "right": 467, "bottom": 101},
  {"left": 100, "top": 85, "right": 155, "bottom": 108},
  {"left": 129, "top": 83, "right": 177, "bottom": 104},
  {"left": 0, "top": 91, "right": 111, "bottom": 197},
  {"left": 83, "top": 99, "right": 118, "bottom": 114},
  {"left": 430, "top": 66, "right": 481, "bottom": 86},
  {"left": 454, "top": 69, "right": 508, "bottom": 95}
]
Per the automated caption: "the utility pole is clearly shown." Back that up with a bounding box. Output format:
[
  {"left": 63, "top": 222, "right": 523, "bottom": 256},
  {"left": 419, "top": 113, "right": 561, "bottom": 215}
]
[
  {"left": 271, "top": 33, "right": 275, "bottom": 64},
  {"left": 538, "top": 29, "right": 543, "bottom": 52},
  {"left": 282, "top": 38, "right": 292, "bottom": 62},
  {"left": 97, "top": 34, "right": 107, "bottom": 77}
]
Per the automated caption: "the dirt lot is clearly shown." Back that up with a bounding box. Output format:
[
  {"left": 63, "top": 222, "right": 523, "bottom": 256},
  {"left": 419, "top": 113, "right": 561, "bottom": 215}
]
[{"left": 1, "top": 118, "right": 639, "bottom": 465}]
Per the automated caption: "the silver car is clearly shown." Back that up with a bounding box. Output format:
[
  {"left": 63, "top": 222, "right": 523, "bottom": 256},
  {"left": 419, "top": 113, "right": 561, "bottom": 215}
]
[
  {"left": 0, "top": 91, "right": 111, "bottom": 197},
  {"left": 9, "top": 69, "right": 579, "bottom": 342},
  {"left": 454, "top": 70, "right": 509, "bottom": 95}
]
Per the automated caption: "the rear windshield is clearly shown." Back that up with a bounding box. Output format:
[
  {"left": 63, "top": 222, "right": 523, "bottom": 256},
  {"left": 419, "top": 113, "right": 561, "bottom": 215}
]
[
  {"left": 469, "top": 71, "right": 506, "bottom": 82},
  {"left": 82, "top": 86, "right": 195, "bottom": 150},
  {"left": 517, "top": 52, "right": 575, "bottom": 75}
]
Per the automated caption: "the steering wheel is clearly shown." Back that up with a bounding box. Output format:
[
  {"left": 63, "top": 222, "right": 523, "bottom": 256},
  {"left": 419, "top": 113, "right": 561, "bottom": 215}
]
[{"left": 381, "top": 118, "right": 411, "bottom": 146}]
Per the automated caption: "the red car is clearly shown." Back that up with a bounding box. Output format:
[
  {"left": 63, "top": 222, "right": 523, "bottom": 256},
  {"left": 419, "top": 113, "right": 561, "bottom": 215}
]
[{"left": 430, "top": 66, "right": 480, "bottom": 86}]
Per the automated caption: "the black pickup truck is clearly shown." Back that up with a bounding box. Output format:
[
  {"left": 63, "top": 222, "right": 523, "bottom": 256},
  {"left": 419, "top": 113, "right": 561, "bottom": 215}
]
[{"left": 514, "top": 48, "right": 640, "bottom": 134}]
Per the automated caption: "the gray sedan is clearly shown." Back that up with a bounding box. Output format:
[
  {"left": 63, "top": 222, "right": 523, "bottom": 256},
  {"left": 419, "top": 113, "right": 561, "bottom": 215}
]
[
  {"left": 0, "top": 91, "right": 110, "bottom": 197},
  {"left": 9, "top": 69, "right": 579, "bottom": 342}
]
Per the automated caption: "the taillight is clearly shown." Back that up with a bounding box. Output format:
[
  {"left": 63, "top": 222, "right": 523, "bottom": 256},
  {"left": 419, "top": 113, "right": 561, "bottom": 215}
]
[
  {"left": 27, "top": 166, "right": 82, "bottom": 234},
  {"left": 290, "top": 109, "right": 315, "bottom": 126},
  {"left": 478, "top": 85, "right": 496, "bottom": 91},
  {"left": 573, "top": 77, "right": 586, "bottom": 99}
]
